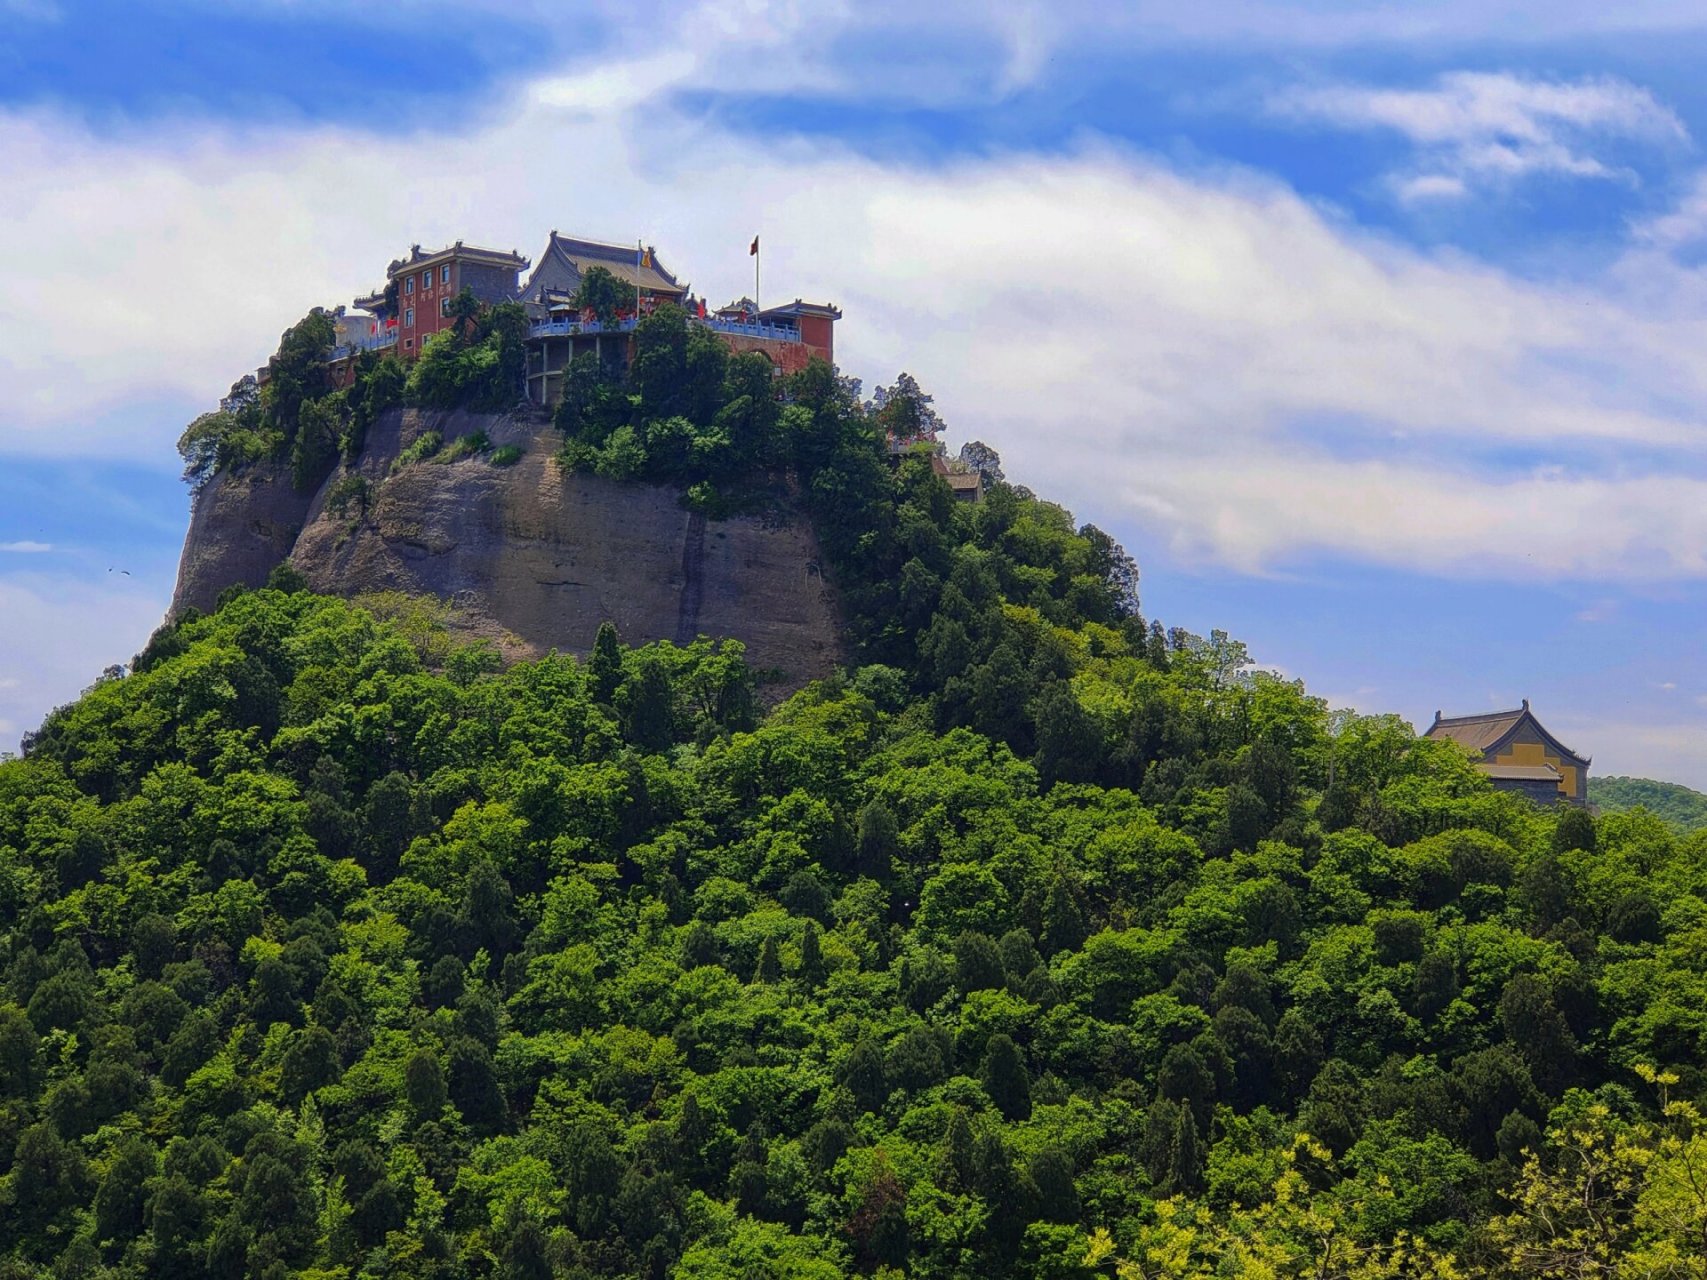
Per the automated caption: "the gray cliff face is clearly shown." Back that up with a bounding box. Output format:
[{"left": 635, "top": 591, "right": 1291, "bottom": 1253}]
[
  {"left": 172, "top": 465, "right": 316, "bottom": 613},
  {"left": 171, "top": 408, "right": 846, "bottom": 689}
]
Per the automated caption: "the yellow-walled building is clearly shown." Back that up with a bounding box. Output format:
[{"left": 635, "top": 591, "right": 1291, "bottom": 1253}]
[{"left": 1425, "top": 701, "right": 1589, "bottom": 807}]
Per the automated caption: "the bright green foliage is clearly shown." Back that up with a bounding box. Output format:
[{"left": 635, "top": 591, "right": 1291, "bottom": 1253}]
[
  {"left": 176, "top": 384, "right": 271, "bottom": 491},
  {"left": 2, "top": 575, "right": 1693, "bottom": 1278},
  {"left": 1591, "top": 775, "right": 1707, "bottom": 833},
  {"left": 405, "top": 292, "right": 529, "bottom": 411},
  {"left": 391, "top": 429, "right": 443, "bottom": 471},
  {"left": 178, "top": 309, "right": 338, "bottom": 490},
  {"left": 571, "top": 265, "right": 631, "bottom": 324},
  {"left": 261, "top": 309, "right": 337, "bottom": 436},
  {"left": 177, "top": 325, "right": 406, "bottom": 494},
  {"left": 436, "top": 430, "right": 492, "bottom": 464},
  {"left": 177, "top": 289, "right": 524, "bottom": 493},
  {"left": 556, "top": 304, "right": 788, "bottom": 502},
  {"left": 21, "top": 362, "right": 1707, "bottom": 1278}
]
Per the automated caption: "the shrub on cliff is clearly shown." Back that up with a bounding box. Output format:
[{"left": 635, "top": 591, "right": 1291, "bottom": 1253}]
[
  {"left": 555, "top": 305, "right": 789, "bottom": 498},
  {"left": 390, "top": 429, "right": 443, "bottom": 471},
  {"left": 343, "top": 351, "right": 406, "bottom": 460},
  {"left": 177, "top": 402, "right": 273, "bottom": 491},
  {"left": 178, "top": 313, "right": 396, "bottom": 491},
  {"left": 405, "top": 292, "right": 528, "bottom": 411},
  {"left": 260, "top": 308, "right": 336, "bottom": 435},
  {"left": 291, "top": 390, "right": 346, "bottom": 489}
]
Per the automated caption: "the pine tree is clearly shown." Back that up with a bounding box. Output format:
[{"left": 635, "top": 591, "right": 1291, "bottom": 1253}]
[
  {"left": 499, "top": 1218, "right": 552, "bottom": 1280},
  {"left": 93, "top": 1134, "right": 156, "bottom": 1243},
  {"left": 799, "top": 921, "right": 826, "bottom": 986},
  {"left": 1030, "top": 1147, "right": 1080, "bottom": 1222},
  {"left": 1040, "top": 877, "right": 1087, "bottom": 956},
  {"left": 404, "top": 1048, "right": 448, "bottom": 1120},
  {"left": 755, "top": 937, "right": 781, "bottom": 984},
  {"left": 675, "top": 1093, "right": 711, "bottom": 1184},
  {"left": 841, "top": 1039, "right": 888, "bottom": 1114},
  {"left": 943, "top": 1110, "right": 978, "bottom": 1193},
  {"left": 981, "top": 1034, "right": 1032, "bottom": 1120},
  {"left": 1170, "top": 1107, "right": 1203, "bottom": 1194},
  {"left": 447, "top": 1038, "right": 506, "bottom": 1134},
  {"left": 1143, "top": 1097, "right": 1180, "bottom": 1187},
  {"left": 589, "top": 621, "right": 623, "bottom": 703},
  {"left": 855, "top": 801, "right": 898, "bottom": 878}
]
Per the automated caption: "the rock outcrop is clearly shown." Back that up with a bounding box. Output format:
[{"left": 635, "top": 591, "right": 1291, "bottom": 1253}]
[{"left": 171, "top": 408, "right": 846, "bottom": 689}]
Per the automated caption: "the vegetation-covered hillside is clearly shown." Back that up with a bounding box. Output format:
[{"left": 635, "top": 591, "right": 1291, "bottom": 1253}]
[
  {"left": 1591, "top": 775, "right": 1707, "bottom": 834},
  {"left": 13, "top": 343, "right": 1707, "bottom": 1279}
]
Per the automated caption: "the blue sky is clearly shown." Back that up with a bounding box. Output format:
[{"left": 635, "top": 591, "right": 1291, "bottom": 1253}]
[{"left": 4, "top": 0, "right": 1707, "bottom": 786}]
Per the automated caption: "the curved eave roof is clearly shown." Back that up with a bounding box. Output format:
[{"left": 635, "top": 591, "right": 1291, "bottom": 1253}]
[
  {"left": 1427, "top": 706, "right": 1590, "bottom": 767},
  {"left": 547, "top": 233, "right": 685, "bottom": 295}
]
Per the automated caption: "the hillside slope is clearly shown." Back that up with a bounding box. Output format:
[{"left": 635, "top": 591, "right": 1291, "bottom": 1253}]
[
  {"left": 1590, "top": 774, "right": 1707, "bottom": 831},
  {"left": 172, "top": 407, "right": 845, "bottom": 687},
  {"left": 11, "top": 582, "right": 1707, "bottom": 1278}
]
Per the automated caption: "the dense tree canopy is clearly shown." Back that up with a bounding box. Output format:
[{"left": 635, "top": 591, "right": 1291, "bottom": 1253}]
[
  {"left": 5, "top": 534, "right": 1707, "bottom": 1278},
  {"left": 95, "top": 311, "right": 1707, "bottom": 1278},
  {"left": 1591, "top": 775, "right": 1707, "bottom": 833}
]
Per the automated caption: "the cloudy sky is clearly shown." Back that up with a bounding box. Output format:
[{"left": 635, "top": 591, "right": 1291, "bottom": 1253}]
[{"left": 3, "top": 0, "right": 1706, "bottom": 786}]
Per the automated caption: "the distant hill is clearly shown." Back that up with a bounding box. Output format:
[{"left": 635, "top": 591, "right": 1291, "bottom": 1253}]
[{"left": 1591, "top": 775, "right": 1707, "bottom": 831}]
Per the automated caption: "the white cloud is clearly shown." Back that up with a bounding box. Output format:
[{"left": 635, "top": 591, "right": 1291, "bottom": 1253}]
[
  {"left": 0, "top": 574, "right": 165, "bottom": 751},
  {"left": 1556, "top": 715, "right": 1707, "bottom": 790},
  {"left": 1117, "top": 456, "right": 1707, "bottom": 579},
  {"left": 531, "top": 50, "right": 702, "bottom": 114},
  {"left": 6, "top": 28, "right": 1707, "bottom": 587},
  {"left": 527, "top": 0, "right": 1039, "bottom": 112},
  {"left": 1393, "top": 173, "right": 1470, "bottom": 203},
  {"left": 1634, "top": 171, "right": 1707, "bottom": 249},
  {"left": 0, "top": 541, "right": 52, "bottom": 553},
  {"left": 1101, "top": 0, "right": 1707, "bottom": 46},
  {"left": 230, "top": 0, "right": 1707, "bottom": 49},
  {"left": 1271, "top": 71, "right": 1687, "bottom": 196}
]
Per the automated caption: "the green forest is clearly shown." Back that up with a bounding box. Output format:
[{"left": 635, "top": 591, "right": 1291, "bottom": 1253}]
[
  {"left": 1590, "top": 777, "right": 1707, "bottom": 834},
  {"left": 13, "top": 334, "right": 1707, "bottom": 1279}
]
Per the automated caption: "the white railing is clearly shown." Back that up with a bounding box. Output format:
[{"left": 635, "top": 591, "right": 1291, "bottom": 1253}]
[
  {"left": 703, "top": 316, "right": 801, "bottom": 342},
  {"left": 330, "top": 330, "right": 398, "bottom": 359},
  {"left": 528, "top": 315, "right": 804, "bottom": 343},
  {"left": 529, "top": 317, "right": 639, "bottom": 338}
]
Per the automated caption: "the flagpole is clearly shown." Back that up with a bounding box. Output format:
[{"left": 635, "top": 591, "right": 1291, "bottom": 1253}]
[
  {"left": 635, "top": 239, "right": 643, "bottom": 320},
  {"left": 754, "top": 241, "right": 760, "bottom": 311}
]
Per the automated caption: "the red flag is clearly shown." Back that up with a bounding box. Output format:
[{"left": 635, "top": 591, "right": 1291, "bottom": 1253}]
[{"left": 749, "top": 236, "right": 759, "bottom": 256}]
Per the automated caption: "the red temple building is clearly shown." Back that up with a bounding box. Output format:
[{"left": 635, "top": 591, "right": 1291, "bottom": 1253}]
[{"left": 336, "top": 229, "right": 840, "bottom": 408}]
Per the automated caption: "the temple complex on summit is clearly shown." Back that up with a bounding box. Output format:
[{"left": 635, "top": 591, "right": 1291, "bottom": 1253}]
[
  {"left": 328, "top": 230, "right": 839, "bottom": 406},
  {"left": 1425, "top": 701, "right": 1590, "bottom": 806}
]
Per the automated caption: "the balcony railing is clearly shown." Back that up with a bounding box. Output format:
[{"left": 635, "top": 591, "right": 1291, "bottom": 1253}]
[
  {"left": 529, "top": 317, "right": 639, "bottom": 338},
  {"left": 528, "top": 315, "right": 804, "bottom": 343},
  {"left": 703, "top": 316, "right": 801, "bottom": 343},
  {"left": 330, "top": 330, "right": 398, "bottom": 360}
]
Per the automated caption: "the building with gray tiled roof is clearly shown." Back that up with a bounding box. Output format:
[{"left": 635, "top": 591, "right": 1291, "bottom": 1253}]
[{"left": 1426, "top": 700, "right": 1589, "bottom": 806}]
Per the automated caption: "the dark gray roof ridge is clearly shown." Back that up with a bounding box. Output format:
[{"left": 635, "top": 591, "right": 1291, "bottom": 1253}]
[
  {"left": 1428, "top": 702, "right": 1589, "bottom": 767},
  {"left": 1432, "top": 706, "right": 1525, "bottom": 726},
  {"left": 547, "top": 232, "right": 683, "bottom": 286}
]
